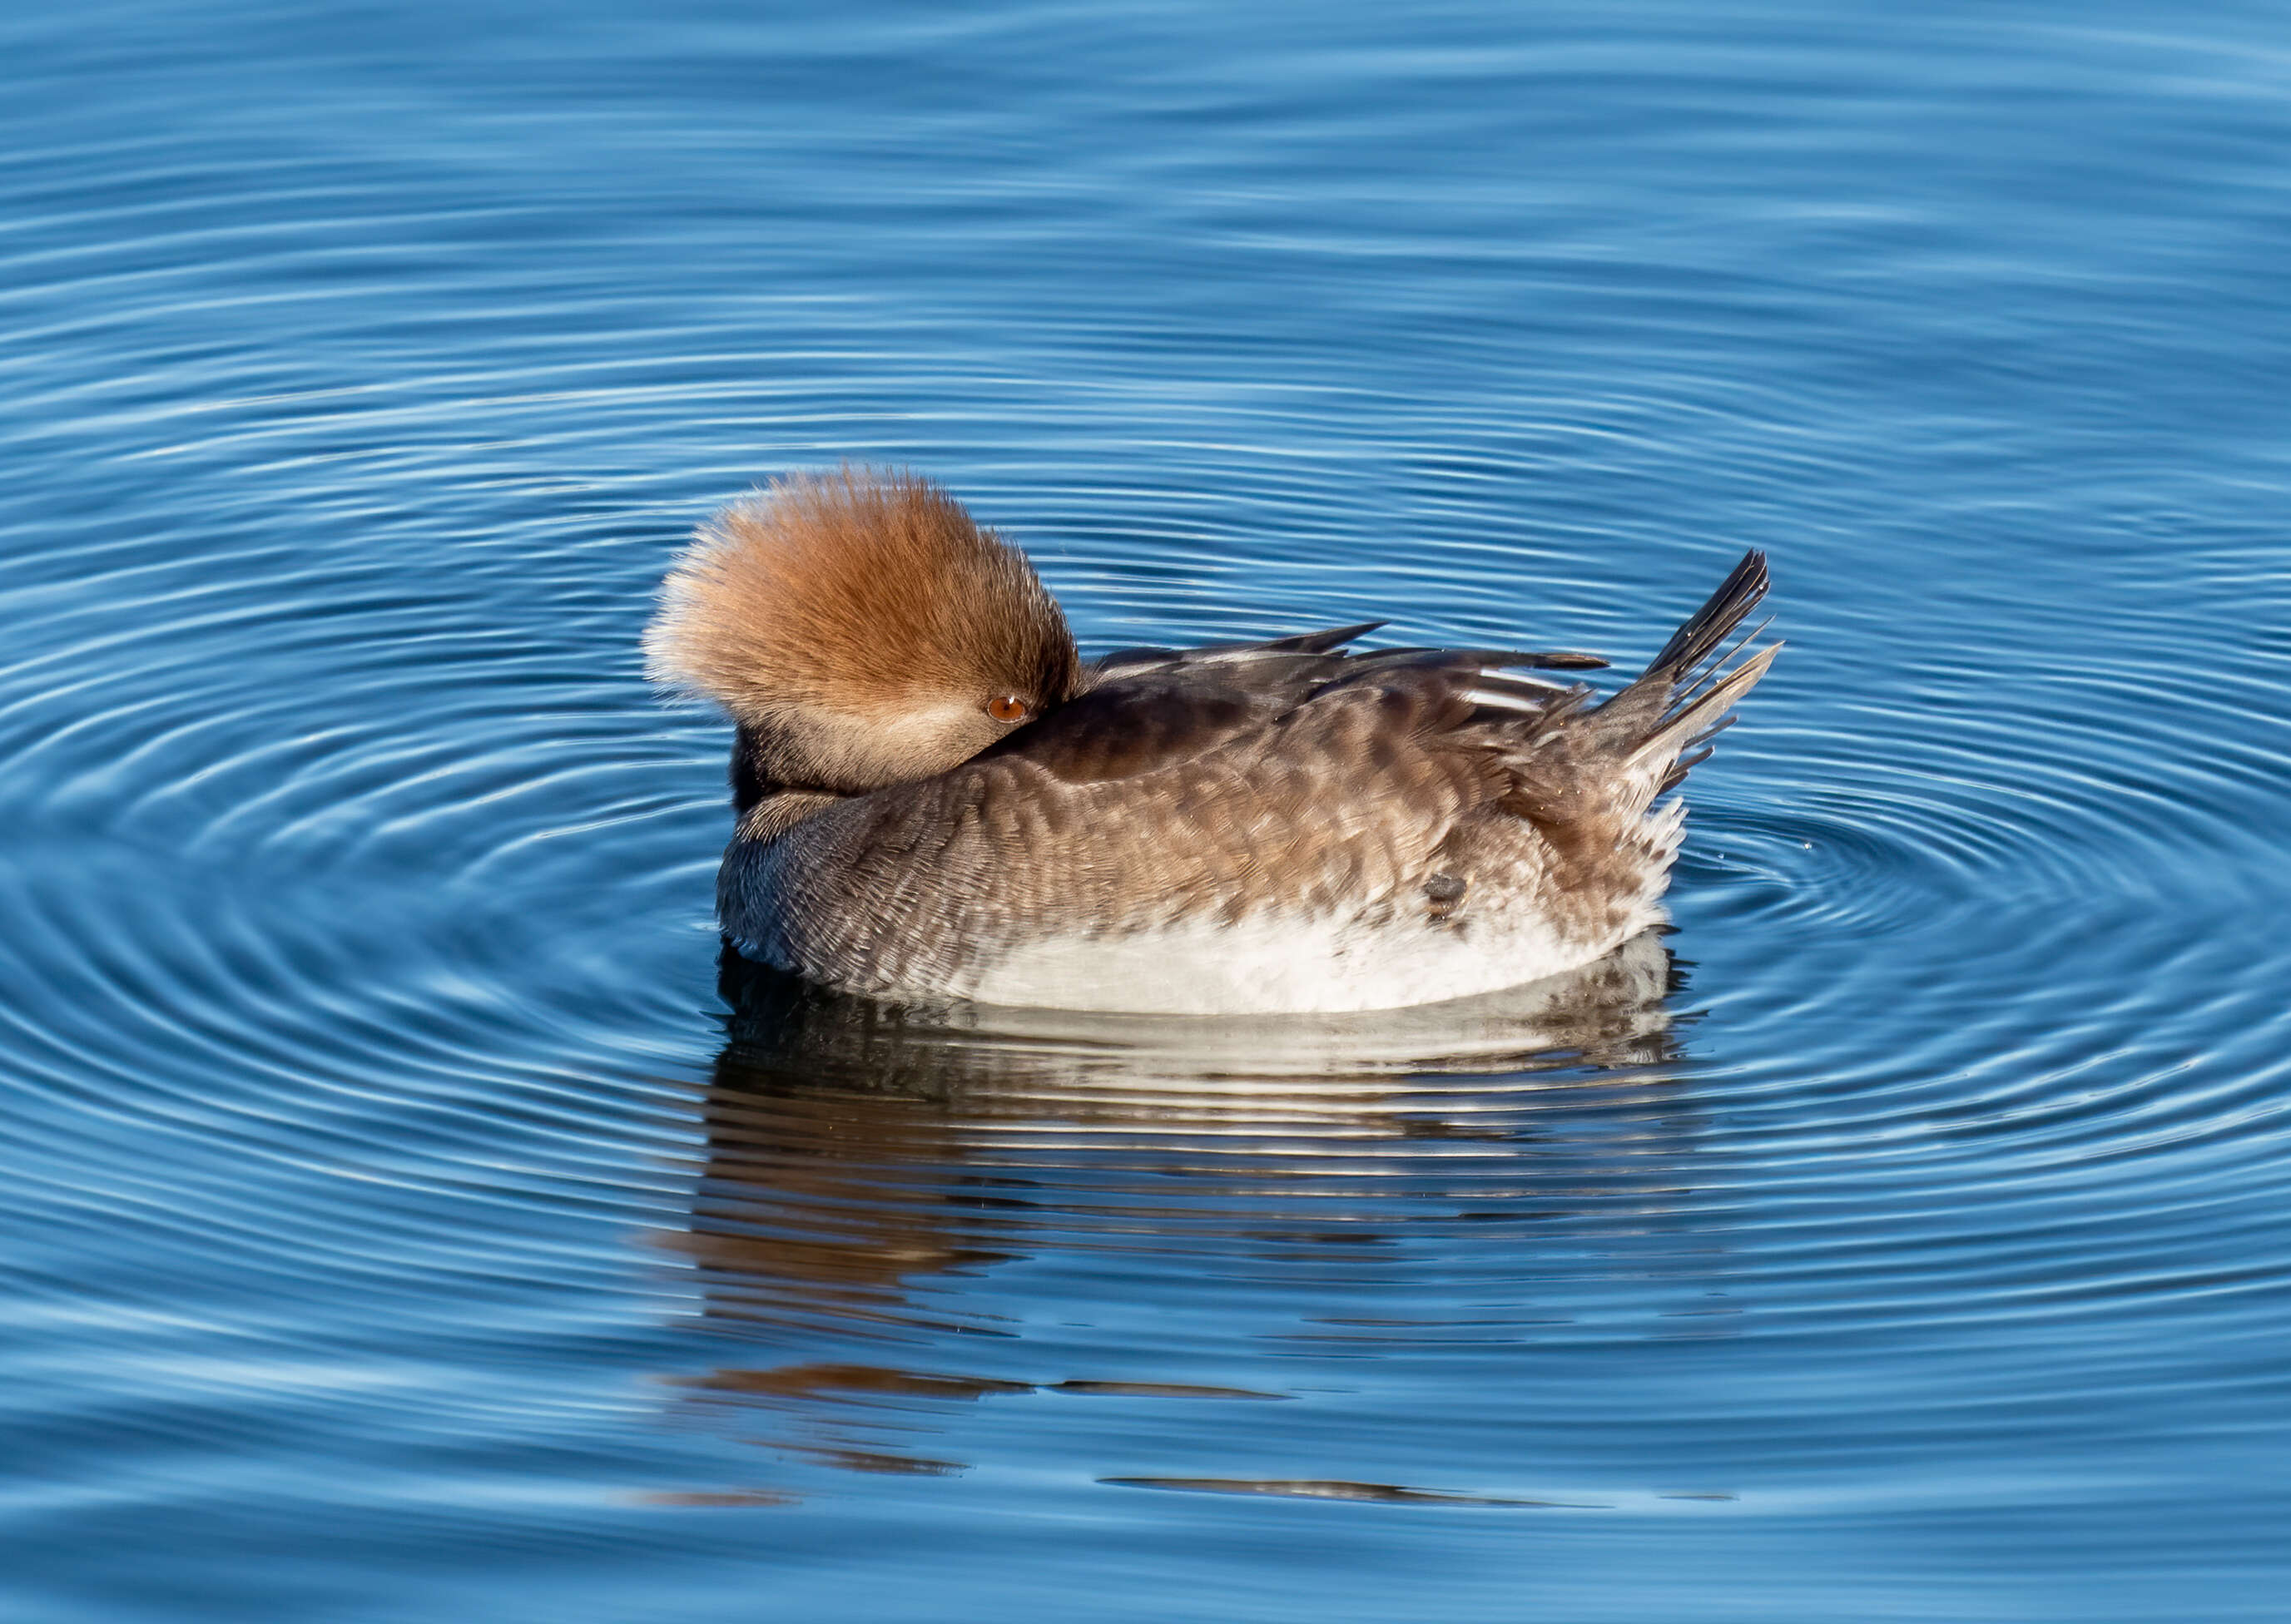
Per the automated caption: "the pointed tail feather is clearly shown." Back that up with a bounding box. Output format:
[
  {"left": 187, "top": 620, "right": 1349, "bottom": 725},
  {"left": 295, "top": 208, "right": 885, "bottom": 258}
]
[
  {"left": 1644, "top": 548, "right": 1769, "bottom": 680},
  {"left": 1498, "top": 550, "right": 1777, "bottom": 825},
  {"left": 1612, "top": 549, "right": 1778, "bottom": 778}
]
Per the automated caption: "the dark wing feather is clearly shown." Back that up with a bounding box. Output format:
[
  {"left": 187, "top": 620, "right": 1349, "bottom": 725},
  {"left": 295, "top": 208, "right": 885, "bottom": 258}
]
[
  {"left": 987, "top": 658, "right": 1351, "bottom": 783},
  {"left": 1086, "top": 621, "right": 1387, "bottom": 682},
  {"left": 1086, "top": 621, "right": 1605, "bottom": 685},
  {"left": 998, "top": 630, "right": 1597, "bottom": 785}
]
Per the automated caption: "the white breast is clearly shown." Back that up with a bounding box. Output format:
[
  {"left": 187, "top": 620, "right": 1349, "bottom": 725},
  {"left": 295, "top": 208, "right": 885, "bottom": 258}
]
[{"left": 942, "top": 905, "right": 1654, "bottom": 1015}]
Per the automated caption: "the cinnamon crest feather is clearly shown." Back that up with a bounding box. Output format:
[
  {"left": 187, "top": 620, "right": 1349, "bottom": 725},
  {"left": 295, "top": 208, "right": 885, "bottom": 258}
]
[{"left": 646, "top": 469, "right": 1081, "bottom": 795}]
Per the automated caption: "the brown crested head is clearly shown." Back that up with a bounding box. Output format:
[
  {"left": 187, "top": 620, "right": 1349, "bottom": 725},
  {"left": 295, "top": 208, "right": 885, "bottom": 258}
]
[{"left": 645, "top": 468, "right": 1081, "bottom": 794}]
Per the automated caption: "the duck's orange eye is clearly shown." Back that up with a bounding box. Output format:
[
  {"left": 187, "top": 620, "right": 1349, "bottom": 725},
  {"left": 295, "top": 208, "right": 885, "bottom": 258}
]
[{"left": 986, "top": 694, "right": 1029, "bottom": 723}]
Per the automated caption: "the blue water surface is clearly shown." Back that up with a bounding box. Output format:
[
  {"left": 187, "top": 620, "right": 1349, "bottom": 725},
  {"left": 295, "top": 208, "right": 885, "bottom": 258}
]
[{"left": 4, "top": 2, "right": 2289, "bottom": 1620}]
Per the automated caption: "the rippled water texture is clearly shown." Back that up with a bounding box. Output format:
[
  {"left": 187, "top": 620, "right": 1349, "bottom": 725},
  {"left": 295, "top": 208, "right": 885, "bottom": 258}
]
[{"left": 6, "top": 2, "right": 2290, "bottom": 1620}]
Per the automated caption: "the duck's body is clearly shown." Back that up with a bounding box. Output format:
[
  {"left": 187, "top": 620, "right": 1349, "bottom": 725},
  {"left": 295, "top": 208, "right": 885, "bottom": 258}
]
[{"left": 648, "top": 470, "right": 1775, "bottom": 1015}]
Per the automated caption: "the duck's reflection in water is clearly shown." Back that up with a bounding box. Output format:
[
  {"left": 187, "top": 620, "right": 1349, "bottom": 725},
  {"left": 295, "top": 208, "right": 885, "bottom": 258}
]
[{"left": 659, "top": 931, "right": 1708, "bottom": 1489}]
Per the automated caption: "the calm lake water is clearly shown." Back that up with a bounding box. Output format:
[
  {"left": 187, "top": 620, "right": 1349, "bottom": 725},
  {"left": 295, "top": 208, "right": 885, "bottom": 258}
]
[{"left": 5, "top": 2, "right": 2290, "bottom": 1619}]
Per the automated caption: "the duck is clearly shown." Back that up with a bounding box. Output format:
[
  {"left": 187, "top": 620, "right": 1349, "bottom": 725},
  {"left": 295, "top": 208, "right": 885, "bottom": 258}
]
[{"left": 646, "top": 468, "right": 1777, "bottom": 1015}]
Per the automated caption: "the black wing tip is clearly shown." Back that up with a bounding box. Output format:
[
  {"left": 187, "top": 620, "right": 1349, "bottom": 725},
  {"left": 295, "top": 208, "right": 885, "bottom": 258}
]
[
  {"left": 1498, "top": 648, "right": 1609, "bottom": 671},
  {"left": 1090, "top": 644, "right": 1179, "bottom": 676},
  {"left": 1202, "top": 621, "right": 1390, "bottom": 659},
  {"left": 1367, "top": 646, "right": 1609, "bottom": 671},
  {"left": 1087, "top": 619, "right": 1387, "bottom": 676},
  {"left": 1288, "top": 619, "right": 1389, "bottom": 654}
]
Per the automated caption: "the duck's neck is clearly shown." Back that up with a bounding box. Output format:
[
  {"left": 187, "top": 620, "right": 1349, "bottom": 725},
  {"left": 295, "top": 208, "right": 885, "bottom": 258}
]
[
  {"left": 729, "top": 725, "right": 776, "bottom": 817},
  {"left": 730, "top": 725, "right": 843, "bottom": 843}
]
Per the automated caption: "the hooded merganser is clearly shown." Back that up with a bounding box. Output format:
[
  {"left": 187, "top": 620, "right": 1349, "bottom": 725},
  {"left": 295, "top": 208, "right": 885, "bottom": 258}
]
[{"left": 647, "top": 469, "right": 1776, "bottom": 1014}]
